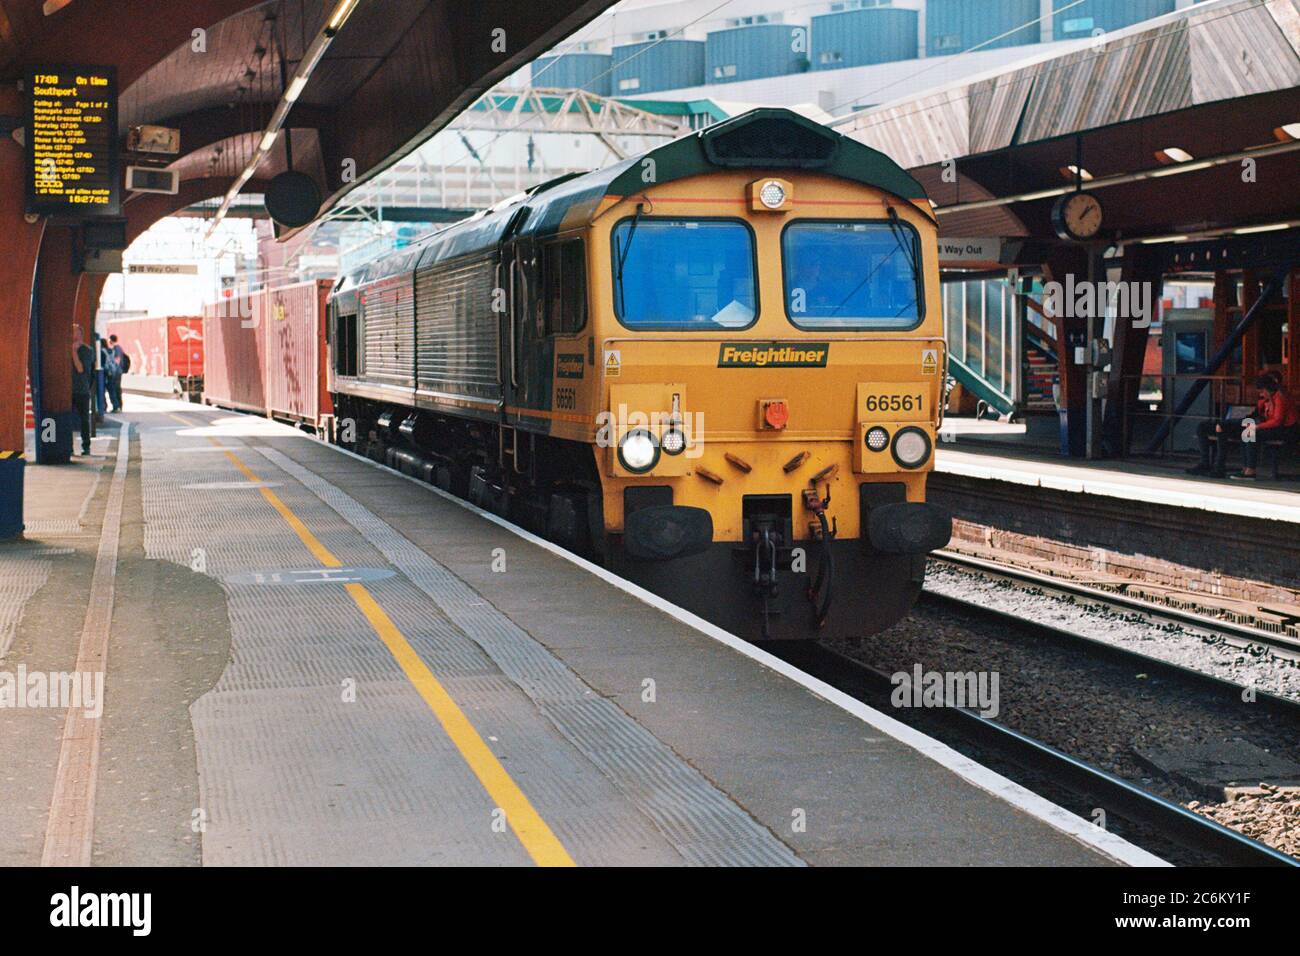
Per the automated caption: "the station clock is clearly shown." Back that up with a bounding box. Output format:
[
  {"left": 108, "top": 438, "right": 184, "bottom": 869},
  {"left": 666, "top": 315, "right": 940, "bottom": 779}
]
[{"left": 1051, "top": 190, "right": 1104, "bottom": 242}]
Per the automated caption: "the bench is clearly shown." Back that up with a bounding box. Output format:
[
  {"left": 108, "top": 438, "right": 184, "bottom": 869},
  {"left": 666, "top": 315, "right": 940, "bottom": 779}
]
[{"left": 1206, "top": 433, "right": 1292, "bottom": 480}]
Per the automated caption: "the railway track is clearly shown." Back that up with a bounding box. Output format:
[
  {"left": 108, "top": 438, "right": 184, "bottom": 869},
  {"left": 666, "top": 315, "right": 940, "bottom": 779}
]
[
  {"left": 924, "top": 552, "right": 1300, "bottom": 720},
  {"left": 775, "top": 641, "right": 1298, "bottom": 867},
  {"left": 932, "top": 549, "right": 1300, "bottom": 664}
]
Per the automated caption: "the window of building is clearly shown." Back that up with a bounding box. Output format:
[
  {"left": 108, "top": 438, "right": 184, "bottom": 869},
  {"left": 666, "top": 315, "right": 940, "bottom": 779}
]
[
  {"left": 618, "top": 77, "right": 641, "bottom": 91},
  {"left": 819, "top": 51, "right": 843, "bottom": 64},
  {"left": 1062, "top": 17, "right": 1095, "bottom": 33},
  {"left": 644, "top": 30, "right": 669, "bottom": 40},
  {"left": 713, "top": 64, "right": 738, "bottom": 78},
  {"left": 934, "top": 34, "right": 962, "bottom": 50}
]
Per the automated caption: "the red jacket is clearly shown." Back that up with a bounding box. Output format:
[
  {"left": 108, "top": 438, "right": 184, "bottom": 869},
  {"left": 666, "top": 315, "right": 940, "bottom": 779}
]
[{"left": 1258, "top": 388, "right": 1299, "bottom": 430}]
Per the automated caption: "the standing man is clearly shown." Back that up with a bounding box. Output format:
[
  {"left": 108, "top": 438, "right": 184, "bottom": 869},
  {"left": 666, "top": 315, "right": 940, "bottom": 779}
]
[
  {"left": 105, "top": 333, "right": 126, "bottom": 413},
  {"left": 71, "top": 323, "right": 94, "bottom": 456}
]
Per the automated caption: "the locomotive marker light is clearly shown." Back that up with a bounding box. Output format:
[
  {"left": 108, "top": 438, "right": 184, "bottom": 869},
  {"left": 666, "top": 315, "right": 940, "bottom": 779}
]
[
  {"left": 750, "top": 178, "right": 793, "bottom": 212},
  {"left": 617, "top": 428, "right": 660, "bottom": 474},
  {"left": 661, "top": 426, "right": 687, "bottom": 456},
  {"left": 891, "top": 426, "right": 932, "bottom": 469},
  {"left": 866, "top": 426, "right": 890, "bottom": 453}
]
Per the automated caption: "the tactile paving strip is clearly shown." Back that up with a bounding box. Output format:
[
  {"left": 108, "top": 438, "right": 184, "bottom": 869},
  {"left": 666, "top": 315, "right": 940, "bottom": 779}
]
[
  {"left": 257, "top": 443, "right": 803, "bottom": 867},
  {"left": 0, "top": 552, "right": 57, "bottom": 660},
  {"left": 140, "top": 427, "right": 530, "bottom": 864},
  {"left": 139, "top": 422, "right": 685, "bottom": 865}
]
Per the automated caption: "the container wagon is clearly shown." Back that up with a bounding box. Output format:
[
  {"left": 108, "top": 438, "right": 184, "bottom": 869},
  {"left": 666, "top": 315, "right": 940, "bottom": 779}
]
[
  {"left": 201, "top": 279, "right": 333, "bottom": 431},
  {"left": 102, "top": 315, "right": 204, "bottom": 399}
]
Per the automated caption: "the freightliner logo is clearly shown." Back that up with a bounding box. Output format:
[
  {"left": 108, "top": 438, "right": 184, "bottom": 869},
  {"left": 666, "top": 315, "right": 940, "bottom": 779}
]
[{"left": 717, "top": 342, "right": 829, "bottom": 368}]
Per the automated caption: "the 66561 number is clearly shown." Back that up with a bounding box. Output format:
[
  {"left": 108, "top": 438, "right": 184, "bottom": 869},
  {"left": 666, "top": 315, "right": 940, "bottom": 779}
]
[{"left": 864, "top": 394, "right": 923, "bottom": 413}]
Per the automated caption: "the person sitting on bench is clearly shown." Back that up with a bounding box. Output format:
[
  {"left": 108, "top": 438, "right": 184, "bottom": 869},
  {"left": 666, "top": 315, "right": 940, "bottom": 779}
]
[
  {"left": 1232, "top": 374, "right": 1299, "bottom": 480},
  {"left": 1187, "top": 373, "right": 1274, "bottom": 477}
]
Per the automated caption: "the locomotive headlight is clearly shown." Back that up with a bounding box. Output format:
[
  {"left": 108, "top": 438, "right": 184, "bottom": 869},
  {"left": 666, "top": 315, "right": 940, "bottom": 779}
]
[
  {"left": 759, "top": 180, "right": 787, "bottom": 209},
  {"left": 891, "top": 426, "right": 932, "bottom": 469},
  {"left": 865, "top": 426, "right": 890, "bottom": 452},
  {"left": 660, "top": 427, "right": 686, "bottom": 456},
  {"left": 618, "top": 429, "right": 660, "bottom": 473}
]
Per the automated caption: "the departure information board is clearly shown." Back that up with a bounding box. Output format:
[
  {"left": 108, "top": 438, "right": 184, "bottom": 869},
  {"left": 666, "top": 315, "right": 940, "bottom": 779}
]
[{"left": 25, "top": 65, "right": 120, "bottom": 216}]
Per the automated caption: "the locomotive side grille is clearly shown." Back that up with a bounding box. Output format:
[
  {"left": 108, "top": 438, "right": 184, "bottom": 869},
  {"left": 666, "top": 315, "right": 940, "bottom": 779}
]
[
  {"left": 361, "top": 276, "right": 415, "bottom": 385},
  {"left": 415, "top": 254, "right": 500, "bottom": 401}
]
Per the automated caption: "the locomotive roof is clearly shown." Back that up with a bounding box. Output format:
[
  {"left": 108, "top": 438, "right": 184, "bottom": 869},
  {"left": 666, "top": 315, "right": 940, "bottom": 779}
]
[{"left": 335, "top": 108, "right": 927, "bottom": 293}]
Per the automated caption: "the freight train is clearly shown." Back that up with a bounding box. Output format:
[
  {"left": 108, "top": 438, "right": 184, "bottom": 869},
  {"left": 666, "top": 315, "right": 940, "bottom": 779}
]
[
  {"left": 202, "top": 279, "right": 334, "bottom": 428},
  {"left": 318, "top": 109, "right": 952, "bottom": 641}
]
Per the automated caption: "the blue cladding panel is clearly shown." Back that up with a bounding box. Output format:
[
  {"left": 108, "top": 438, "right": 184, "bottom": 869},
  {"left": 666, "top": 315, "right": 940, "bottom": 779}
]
[
  {"left": 611, "top": 40, "right": 706, "bottom": 94},
  {"left": 531, "top": 53, "right": 613, "bottom": 95},
  {"left": 811, "top": 8, "right": 918, "bottom": 71},
  {"left": 705, "top": 24, "right": 811, "bottom": 83},
  {"left": 1053, "top": 0, "right": 1176, "bottom": 39},
  {"left": 926, "top": 0, "right": 1039, "bottom": 56}
]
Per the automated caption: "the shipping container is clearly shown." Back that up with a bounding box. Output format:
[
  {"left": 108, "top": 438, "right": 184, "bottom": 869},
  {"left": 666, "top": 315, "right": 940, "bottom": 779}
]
[
  {"left": 927, "top": 0, "right": 1039, "bottom": 56},
  {"left": 610, "top": 39, "right": 705, "bottom": 95},
  {"left": 202, "top": 293, "right": 266, "bottom": 415},
  {"left": 811, "top": 8, "right": 918, "bottom": 71},
  {"left": 531, "top": 52, "right": 612, "bottom": 94},
  {"left": 202, "top": 280, "right": 333, "bottom": 429},
  {"left": 264, "top": 280, "right": 333, "bottom": 426},
  {"left": 705, "top": 24, "right": 810, "bottom": 84},
  {"left": 104, "top": 315, "right": 204, "bottom": 393},
  {"left": 1052, "top": 0, "right": 1176, "bottom": 40}
]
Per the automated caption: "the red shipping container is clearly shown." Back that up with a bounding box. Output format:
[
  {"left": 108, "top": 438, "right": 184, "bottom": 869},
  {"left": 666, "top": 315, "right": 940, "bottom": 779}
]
[
  {"left": 264, "top": 280, "right": 334, "bottom": 425},
  {"left": 104, "top": 315, "right": 204, "bottom": 380},
  {"left": 104, "top": 316, "right": 169, "bottom": 377},
  {"left": 202, "top": 280, "right": 332, "bottom": 427},
  {"left": 203, "top": 294, "right": 266, "bottom": 413},
  {"left": 168, "top": 317, "right": 205, "bottom": 379}
]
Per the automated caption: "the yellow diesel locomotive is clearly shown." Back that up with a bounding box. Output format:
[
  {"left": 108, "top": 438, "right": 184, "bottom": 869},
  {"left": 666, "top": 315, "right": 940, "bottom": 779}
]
[{"left": 327, "top": 108, "right": 951, "bottom": 641}]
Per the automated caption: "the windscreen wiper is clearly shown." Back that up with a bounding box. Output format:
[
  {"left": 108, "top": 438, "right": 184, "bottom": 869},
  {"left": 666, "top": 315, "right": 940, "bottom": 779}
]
[
  {"left": 885, "top": 206, "right": 922, "bottom": 280},
  {"left": 613, "top": 202, "right": 645, "bottom": 314},
  {"left": 827, "top": 208, "right": 919, "bottom": 316}
]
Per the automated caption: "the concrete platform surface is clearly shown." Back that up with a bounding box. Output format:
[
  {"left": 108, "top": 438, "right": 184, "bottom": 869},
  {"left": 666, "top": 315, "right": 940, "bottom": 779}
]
[
  {"left": 0, "top": 397, "right": 1163, "bottom": 867},
  {"left": 936, "top": 446, "right": 1300, "bottom": 524}
]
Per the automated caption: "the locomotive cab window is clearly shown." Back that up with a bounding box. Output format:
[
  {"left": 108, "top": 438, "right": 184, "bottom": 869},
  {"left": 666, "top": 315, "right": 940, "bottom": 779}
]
[
  {"left": 542, "top": 239, "right": 587, "bottom": 335},
  {"left": 335, "top": 313, "right": 359, "bottom": 376},
  {"left": 782, "top": 220, "right": 923, "bottom": 330},
  {"left": 612, "top": 218, "right": 757, "bottom": 330}
]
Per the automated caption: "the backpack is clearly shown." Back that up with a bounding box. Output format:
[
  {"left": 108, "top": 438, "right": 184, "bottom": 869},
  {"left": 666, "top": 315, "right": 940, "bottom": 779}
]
[{"left": 121, "top": 351, "right": 131, "bottom": 373}]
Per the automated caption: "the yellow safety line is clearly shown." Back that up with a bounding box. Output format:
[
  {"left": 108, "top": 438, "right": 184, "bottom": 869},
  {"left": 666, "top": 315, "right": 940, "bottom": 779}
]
[
  {"left": 170, "top": 413, "right": 573, "bottom": 866},
  {"left": 345, "top": 583, "right": 573, "bottom": 867}
]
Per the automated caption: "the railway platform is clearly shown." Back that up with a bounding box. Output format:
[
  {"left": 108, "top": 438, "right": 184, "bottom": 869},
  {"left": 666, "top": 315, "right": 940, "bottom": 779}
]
[
  {"left": 930, "top": 431, "right": 1300, "bottom": 597},
  {"left": 935, "top": 443, "right": 1300, "bottom": 525},
  {"left": 0, "top": 396, "right": 1158, "bottom": 867}
]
